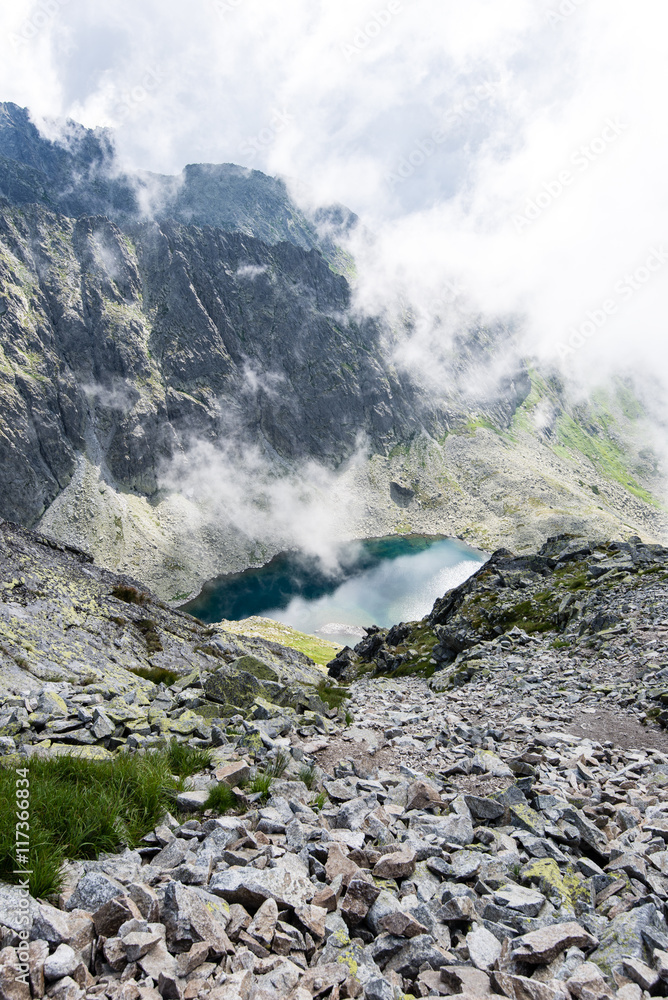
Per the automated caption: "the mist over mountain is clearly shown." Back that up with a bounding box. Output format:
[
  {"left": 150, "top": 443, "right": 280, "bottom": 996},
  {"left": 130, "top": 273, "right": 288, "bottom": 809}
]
[{"left": 0, "top": 102, "right": 664, "bottom": 600}]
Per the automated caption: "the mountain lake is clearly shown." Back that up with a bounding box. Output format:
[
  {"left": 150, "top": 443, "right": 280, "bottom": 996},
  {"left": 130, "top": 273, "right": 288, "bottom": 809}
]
[{"left": 182, "top": 535, "right": 486, "bottom": 649}]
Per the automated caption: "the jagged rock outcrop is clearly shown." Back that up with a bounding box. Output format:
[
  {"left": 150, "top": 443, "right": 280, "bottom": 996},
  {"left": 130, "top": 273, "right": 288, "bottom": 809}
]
[
  {"left": 0, "top": 518, "right": 327, "bottom": 719},
  {"left": 327, "top": 534, "right": 668, "bottom": 728},
  {"left": 0, "top": 201, "right": 426, "bottom": 525}
]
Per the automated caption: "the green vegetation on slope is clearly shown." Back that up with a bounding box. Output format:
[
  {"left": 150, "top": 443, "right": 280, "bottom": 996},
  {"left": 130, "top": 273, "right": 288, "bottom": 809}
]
[
  {"left": 219, "top": 616, "right": 340, "bottom": 667},
  {"left": 511, "top": 369, "right": 663, "bottom": 509},
  {"left": 0, "top": 744, "right": 207, "bottom": 898}
]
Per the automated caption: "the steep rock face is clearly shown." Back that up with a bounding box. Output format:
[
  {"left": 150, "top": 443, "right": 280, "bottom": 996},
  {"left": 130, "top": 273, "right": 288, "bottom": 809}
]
[
  {"left": 0, "top": 517, "right": 326, "bottom": 698},
  {"left": 0, "top": 102, "right": 665, "bottom": 596},
  {"left": 0, "top": 203, "right": 422, "bottom": 523},
  {"left": 0, "top": 101, "right": 348, "bottom": 261}
]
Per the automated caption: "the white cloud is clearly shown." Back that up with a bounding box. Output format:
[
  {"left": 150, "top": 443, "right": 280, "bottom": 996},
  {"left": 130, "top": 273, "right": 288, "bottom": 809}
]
[
  {"left": 0, "top": 0, "right": 666, "bottom": 395},
  {"left": 161, "top": 436, "right": 368, "bottom": 574}
]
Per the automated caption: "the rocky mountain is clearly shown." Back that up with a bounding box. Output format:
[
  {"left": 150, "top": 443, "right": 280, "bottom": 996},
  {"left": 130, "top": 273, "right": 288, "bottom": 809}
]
[
  {"left": 0, "top": 102, "right": 665, "bottom": 600},
  {"left": 4, "top": 524, "right": 668, "bottom": 999},
  {"left": 0, "top": 102, "right": 352, "bottom": 262}
]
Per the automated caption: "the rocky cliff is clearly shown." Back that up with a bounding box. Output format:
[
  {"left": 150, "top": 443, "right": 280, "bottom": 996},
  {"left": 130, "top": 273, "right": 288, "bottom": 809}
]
[{"left": 0, "top": 102, "right": 665, "bottom": 599}]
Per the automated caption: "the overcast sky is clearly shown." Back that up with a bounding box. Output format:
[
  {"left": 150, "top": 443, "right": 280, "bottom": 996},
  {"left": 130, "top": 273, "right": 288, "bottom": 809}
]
[{"left": 1, "top": 0, "right": 666, "bottom": 389}]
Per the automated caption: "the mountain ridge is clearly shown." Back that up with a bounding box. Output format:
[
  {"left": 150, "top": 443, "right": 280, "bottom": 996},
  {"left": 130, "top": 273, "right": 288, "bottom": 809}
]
[{"left": 0, "top": 102, "right": 665, "bottom": 599}]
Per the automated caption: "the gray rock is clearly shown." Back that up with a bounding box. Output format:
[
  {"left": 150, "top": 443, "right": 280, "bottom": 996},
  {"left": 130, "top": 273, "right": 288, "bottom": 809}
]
[
  {"left": 0, "top": 947, "right": 31, "bottom": 1000},
  {"left": 622, "top": 958, "right": 659, "bottom": 991},
  {"left": 162, "top": 881, "right": 231, "bottom": 957},
  {"left": 383, "top": 933, "right": 451, "bottom": 978},
  {"left": 450, "top": 849, "right": 484, "bottom": 881},
  {"left": 467, "top": 924, "right": 502, "bottom": 971},
  {"left": 65, "top": 872, "right": 125, "bottom": 912},
  {"left": 411, "top": 811, "right": 474, "bottom": 845},
  {"left": 493, "top": 883, "right": 546, "bottom": 917},
  {"left": 209, "top": 865, "right": 315, "bottom": 910},
  {"left": 43, "top": 944, "right": 79, "bottom": 981},
  {"left": 508, "top": 803, "right": 546, "bottom": 837},
  {"left": 335, "top": 796, "right": 375, "bottom": 831},
  {"left": 513, "top": 922, "right": 599, "bottom": 964},
  {"left": 154, "top": 836, "right": 196, "bottom": 871},
  {"left": 464, "top": 794, "right": 505, "bottom": 822},
  {"left": 0, "top": 885, "right": 39, "bottom": 934},
  {"left": 123, "top": 928, "right": 164, "bottom": 962},
  {"left": 176, "top": 790, "right": 209, "bottom": 812},
  {"left": 364, "top": 978, "right": 395, "bottom": 1000},
  {"left": 590, "top": 903, "right": 665, "bottom": 976}
]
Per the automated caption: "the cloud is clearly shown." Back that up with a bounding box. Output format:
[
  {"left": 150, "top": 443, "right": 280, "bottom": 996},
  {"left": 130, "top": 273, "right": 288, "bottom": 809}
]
[
  {"left": 1, "top": 0, "right": 666, "bottom": 436},
  {"left": 160, "top": 435, "right": 369, "bottom": 574},
  {"left": 236, "top": 263, "right": 268, "bottom": 280}
]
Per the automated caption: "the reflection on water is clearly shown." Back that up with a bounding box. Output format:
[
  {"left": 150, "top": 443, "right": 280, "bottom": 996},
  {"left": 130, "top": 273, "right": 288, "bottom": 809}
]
[{"left": 182, "top": 536, "right": 485, "bottom": 648}]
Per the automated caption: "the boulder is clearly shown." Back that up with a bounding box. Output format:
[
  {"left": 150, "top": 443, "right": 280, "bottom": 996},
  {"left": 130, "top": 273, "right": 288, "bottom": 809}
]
[
  {"left": 208, "top": 866, "right": 315, "bottom": 910},
  {"left": 513, "top": 922, "right": 599, "bottom": 964}
]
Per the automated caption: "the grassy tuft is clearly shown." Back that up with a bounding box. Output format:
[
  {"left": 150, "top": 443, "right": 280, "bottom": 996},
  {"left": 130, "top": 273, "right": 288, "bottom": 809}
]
[
  {"left": 266, "top": 751, "right": 289, "bottom": 779},
  {"left": 344, "top": 710, "right": 354, "bottom": 726},
  {"left": 299, "top": 764, "right": 317, "bottom": 790},
  {"left": 163, "top": 739, "right": 213, "bottom": 778},
  {"left": 205, "top": 782, "right": 239, "bottom": 814},
  {"left": 0, "top": 749, "right": 193, "bottom": 898},
  {"left": 249, "top": 771, "right": 273, "bottom": 801},
  {"left": 111, "top": 584, "right": 150, "bottom": 605},
  {"left": 310, "top": 791, "right": 327, "bottom": 812},
  {"left": 129, "top": 666, "right": 180, "bottom": 686},
  {"left": 317, "top": 680, "right": 350, "bottom": 710}
]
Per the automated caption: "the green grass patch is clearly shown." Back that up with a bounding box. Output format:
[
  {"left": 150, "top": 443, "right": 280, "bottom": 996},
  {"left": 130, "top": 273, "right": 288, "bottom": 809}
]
[
  {"left": 555, "top": 412, "right": 661, "bottom": 508},
  {"left": 0, "top": 749, "right": 201, "bottom": 897},
  {"left": 205, "top": 782, "right": 239, "bottom": 814},
  {"left": 388, "top": 660, "right": 438, "bottom": 679},
  {"left": 317, "top": 680, "right": 350, "bottom": 710},
  {"left": 163, "top": 738, "right": 213, "bottom": 777},
  {"left": 129, "top": 666, "right": 180, "bottom": 687},
  {"left": 299, "top": 764, "right": 317, "bottom": 790},
  {"left": 218, "top": 616, "right": 340, "bottom": 667},
  {"left": 310, "top": 791, "right": 327, "bottom": 812},
  {"left": 249, "top": 771, "right": 273, "bottom": 801},
  {"left": 457, "top": 415, "right": 502, "bottom": 437},
  {"left": 266, "top": 751, "right": 289, "bottom": 779}
]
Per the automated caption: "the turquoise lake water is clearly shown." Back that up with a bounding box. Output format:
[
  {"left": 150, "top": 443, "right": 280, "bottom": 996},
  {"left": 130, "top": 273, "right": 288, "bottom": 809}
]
[{"left": 183, "top": 535, "right": 486, "bottom": 648}]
